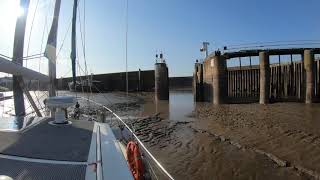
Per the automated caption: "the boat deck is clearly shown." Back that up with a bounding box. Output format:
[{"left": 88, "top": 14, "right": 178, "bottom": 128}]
[
  {"left": 0, "top": 158, "right": 86, "bottom": 180},
  {"left": 0, "top": 117, "right": 133, "bottom": 180},
  {"left": 0, "top": 118, "right": 93, "bottom": 161}
]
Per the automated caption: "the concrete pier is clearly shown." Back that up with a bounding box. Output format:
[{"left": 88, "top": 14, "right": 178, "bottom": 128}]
[
  {"left": 212, "top": 54, "right": 227, "bottom": 104},
  {"left": 304, "top": 49, "right": 315, "bottom": 104},
  {"left": 155, "top": 62, "right": 169, "bottom": 100},
  {"left": 259, "top": 51, "right": 270, "bottom": 104},
  {"left": 193, "top": 62, "right": 203, "bottom": 101}
]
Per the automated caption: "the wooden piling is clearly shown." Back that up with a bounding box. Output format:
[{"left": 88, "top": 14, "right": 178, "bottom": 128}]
[
  {"left": 193, "top": 63, "right": 204, "bottom": 101},
  {"left": 259, "top": 51, "right": 270, "bottom": 104},
  {"left": 304, "top": 49, "right": 315, "bottom": 104}
]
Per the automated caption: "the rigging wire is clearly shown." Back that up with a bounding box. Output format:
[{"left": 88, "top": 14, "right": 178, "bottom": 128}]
[
  {"left": 0, "top": 54, "right": 12, "bottom": 60},
  {"left": 26, "top": 0, "right": 40, "bottom": 68},
  {"left": 145, "top": 158, "right": 160, "bottom": 180},
  {"left": 23, "top": 53, "right": 44, "bottom": 60},
  {"left": 0, "top": 53, "right": 43, "bottom": 61},
  {"left": 78, "top": 0, "right": 92, "bottom": 103},
  {"left": 125, "top": 0, "right": 129, "bottom": 104},
  {"left": 56, "top": 19, "right": 73, "bottom": 60},
  {"left": 39, "top": 0, "right": 51, "bottom": 73}
]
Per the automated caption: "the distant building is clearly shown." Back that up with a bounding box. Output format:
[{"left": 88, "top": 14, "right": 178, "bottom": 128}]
[{"left": 0, "top": 77, "right": 13, "bottom": 90}]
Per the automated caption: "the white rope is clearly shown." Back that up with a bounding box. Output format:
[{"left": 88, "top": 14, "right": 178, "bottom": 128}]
[{"left": 79, "top": 97, "right": 175, "bottom": 180}]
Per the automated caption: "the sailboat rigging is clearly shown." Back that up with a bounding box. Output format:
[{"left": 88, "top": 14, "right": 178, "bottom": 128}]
[
  {"left": 0, "top": 0, "right": 175, "bottom": 179},
  {"left": 68, "top": 0, "right": 103, "bottom": 92}
]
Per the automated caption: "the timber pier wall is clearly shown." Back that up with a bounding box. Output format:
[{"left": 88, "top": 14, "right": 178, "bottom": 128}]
[{"left": 194, "top": 48, "right": 320, "bottom": 104}]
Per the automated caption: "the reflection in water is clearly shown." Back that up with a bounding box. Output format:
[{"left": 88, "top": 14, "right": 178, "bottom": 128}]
[
  {"left": 143, "top": 90, "right": 195, "bottom": 121},
  {"left": 0, "top": 91, "right": 47, "bottom": 118},
  {"left": 0, "top": 91, "right": 47, "bottom": 131},
  {"left": 168, "top": 90, "right": 194, "bottom": 121},
  {"left": 0, "top": 116, "right": 37, "bottom": 131}
]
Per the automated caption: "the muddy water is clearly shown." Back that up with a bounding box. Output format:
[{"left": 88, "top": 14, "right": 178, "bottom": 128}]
[
  {"left": 139, "top": 90, "right": 195, "bottom": 121},
  {"left": 132, "top": 90, "right": 320, "bottom": 180}
]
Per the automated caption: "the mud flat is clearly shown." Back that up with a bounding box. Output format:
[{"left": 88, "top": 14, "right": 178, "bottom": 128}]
[
  {"left": 131, "top": 92, "right": 320, "bottom": 180},
  {"left": 191, "top": 103, "right": 320, "bottom": 179},
  {"left": 62, "top": 90, "right": 320, "bottom": 179}
]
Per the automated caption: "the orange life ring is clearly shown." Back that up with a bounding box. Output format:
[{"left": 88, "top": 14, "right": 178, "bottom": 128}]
[{"left": 126, "top": 141, "right": 144, "bottom": 180}]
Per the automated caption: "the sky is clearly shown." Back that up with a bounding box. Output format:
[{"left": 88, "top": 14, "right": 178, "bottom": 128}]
[{"left": 0, "top": 0, "right": 320, "bottom": 78}]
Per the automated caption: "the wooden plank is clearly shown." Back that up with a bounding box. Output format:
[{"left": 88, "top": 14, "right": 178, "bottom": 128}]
[
  {"left": 298, "top": 63, "right": 301, "bottom": 99},
  {"left": 293, "top": 63, "right": 298, "bottom": 97},
  {"left": 256, "top": 70, "right": 260, "bottom": 97},
  {"left": 285, "top": 65, "right": 288, "bottom": 97},
  {"left": 230, "top": 71, "right": 232, "bottom": 97},
  {"left": 252, "top": 69, "right": 257, "bottom": 97},
  {"left": 228, "top": 71, "right": 231, "bottom": 97},
  {"left": 272, "top": 66, "right": 274, "bottom": 98},
  {"left": 316, "top": 60, "right": 320, "bottom": 98},
  {"left": 239, "top": 70, "right": 242, "bottom": 97},
  {"left": 227, "top": 71, "right": 230, "bottom": 96},
  {"left": 249, "top": 68, "right": 252, "bottom": 97},
  {"left": 235, "top": 70, "right": 238, "bottom": 97},
  {"left": 233, "top": 71, "right": 236, "bottom": 97},
  {"left": 238, "top": 70, "right": 240, "bottom": 97},
  {"left": 272, "top": 67, "right": 274, "bottom": 98},
  {"left": 245, "top": 70, "right": 247, "bottom": 97}
]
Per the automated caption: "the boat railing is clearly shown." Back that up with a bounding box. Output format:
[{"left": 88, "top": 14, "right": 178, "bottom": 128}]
[{"left": 79, "top": 97, "right": 175, "bottom": 180}]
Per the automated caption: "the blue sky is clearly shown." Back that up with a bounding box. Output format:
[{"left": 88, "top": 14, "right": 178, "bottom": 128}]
[{"left": 0, "top": 0, "right": 319, "bottom": 78}]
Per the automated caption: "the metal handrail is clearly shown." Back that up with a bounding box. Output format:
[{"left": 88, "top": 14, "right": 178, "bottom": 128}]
[{"left": 79, "top": 97, "right": 175, "bottom": 180}]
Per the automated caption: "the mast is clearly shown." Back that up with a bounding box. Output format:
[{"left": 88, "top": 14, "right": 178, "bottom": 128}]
[
  {"left": 12, "top": 0, "right": 30, "bottom": 116},
  {"left": 46, "top": 0, "right": 62, "bottom": 98},
  {"left": 71, "top": 0, "right": 78, "bottom": 90},
  {"left": 12, "top": 0, "right": 30, "bottom": 117}
]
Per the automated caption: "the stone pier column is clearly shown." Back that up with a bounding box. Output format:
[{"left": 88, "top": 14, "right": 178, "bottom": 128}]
[
  {"left": 304, "top": 49, "right": 315, "bottom": 104},
  {"left": 155, "top": 62, "right": 169, "bottom": 100},
  {"left": 212, "top": 55, "right": 227, "bottom": 104},
  {"left": 259, "top": 51, "right": 270, "bottom": 104},
  {"left": 193, "top": 62, "right": 204, "bottom": 101}
]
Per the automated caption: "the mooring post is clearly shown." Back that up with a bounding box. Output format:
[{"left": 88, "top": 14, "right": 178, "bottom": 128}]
[
  {"left": 155, "top": 60, "right": 169, "bottom": 100},
  {"left": 259, "top": 51, "right": 270, "bottom": 104},
  {"left": 193, "top": 61, "right": 204, "bottom": 101},
  {"left": 212, "top": 53, "right": 227, "bottom": 104},
  {"left": 304, "top": 49, "right": 315, "bottom": 104}
]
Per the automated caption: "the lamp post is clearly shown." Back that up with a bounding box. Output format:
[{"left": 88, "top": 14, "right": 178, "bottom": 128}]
[{"left": 200, "top": 42, "right": 210, "bottom": 58}]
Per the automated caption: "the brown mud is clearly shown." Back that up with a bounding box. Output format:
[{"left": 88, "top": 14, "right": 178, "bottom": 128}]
[
  {"left": 130, "top": 92, "right": 320, "bottom": 180},
  {"left": 66, "top": 91, "right": 320, "bottom": 180}
]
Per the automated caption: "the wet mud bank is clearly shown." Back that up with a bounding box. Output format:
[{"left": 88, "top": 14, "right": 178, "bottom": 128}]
[
  {"left": 67, "top": 91, "right": 320, "bottom": 179},
  {"left": 134, "top": 92, "right": 320, "bottom": 179}
]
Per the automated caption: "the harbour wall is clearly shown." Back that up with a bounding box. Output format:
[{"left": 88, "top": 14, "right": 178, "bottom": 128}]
[{"left": 58, "top": 70, "right": 192, "bottom": 92}]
